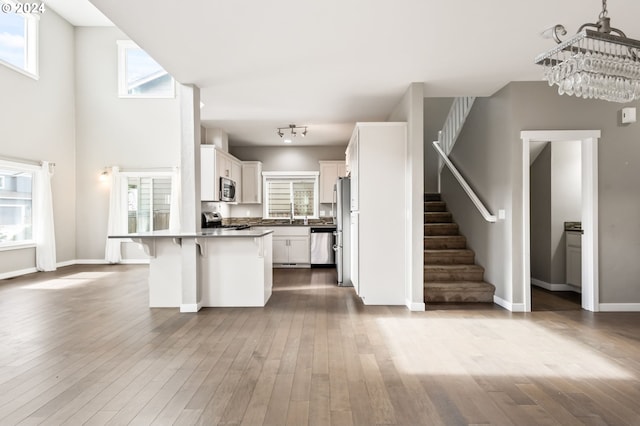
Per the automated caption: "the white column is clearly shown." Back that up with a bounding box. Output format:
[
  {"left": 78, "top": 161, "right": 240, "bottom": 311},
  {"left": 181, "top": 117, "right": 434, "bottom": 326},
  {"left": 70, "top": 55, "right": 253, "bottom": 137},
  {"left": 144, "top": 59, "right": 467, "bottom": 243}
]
[{"left": 178, "top": 84, "right": 202, "bottom": 312}]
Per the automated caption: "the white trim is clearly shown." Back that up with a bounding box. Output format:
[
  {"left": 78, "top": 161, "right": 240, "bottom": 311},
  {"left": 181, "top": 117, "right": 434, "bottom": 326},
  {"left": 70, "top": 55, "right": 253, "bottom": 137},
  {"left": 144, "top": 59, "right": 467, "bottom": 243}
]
[
  {"left": 262, "top": 171, "right": 320, "bottom": 177},
  {"left": 180, "top": 302, "right": 202, "bottom": 313},
  {"left": 493, "top": 295, "right": 526, "bottom": 312},
  {"left": 520, "top": 130, "right": 600, "bottom": 313},
  {"left": 530, "top": 278, "right": 577, "bottom": 292},
  {"left": 0, "top": 241, "right": 36, "bottom": 252},
  {"left": 599, "top": 303, "right": 640, "bottom": 312},
  {"left": 75, "top": 259, "right": 110, "bottom": 265},
  {"left": 406, "top": 300, "right": 426, "bottom": 311},
  {"left": 0, "top": 267, "right": 37, "bottom": 280},
  {"left": 119, "top": 259, "right": 150, "bottom": 265},
  {"left": 56, "top": 260, "right": 75, "bottom": 268},
  {"left": 433, "top": 141, "right": 497, "bottom": 223}
]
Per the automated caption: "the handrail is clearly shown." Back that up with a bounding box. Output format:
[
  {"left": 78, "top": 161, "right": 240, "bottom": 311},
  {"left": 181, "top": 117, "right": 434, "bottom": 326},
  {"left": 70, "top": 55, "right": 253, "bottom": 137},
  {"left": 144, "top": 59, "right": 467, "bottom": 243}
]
[{"left": 432, "top": 141, "right": 497, "bottom": 223}]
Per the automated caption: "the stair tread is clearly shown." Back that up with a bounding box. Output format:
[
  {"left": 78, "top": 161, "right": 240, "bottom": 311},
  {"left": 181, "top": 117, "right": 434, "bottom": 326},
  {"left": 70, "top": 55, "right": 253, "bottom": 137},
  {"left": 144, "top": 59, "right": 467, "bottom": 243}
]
[
  {"left": 425, "top": 249, "right": 474, "bottom": 254},
  {"left": 425, "top": 264, "right": 484, "bottom": 271},
  {"left": 425, "top": 281, "right": 495, "bottom": 290}
]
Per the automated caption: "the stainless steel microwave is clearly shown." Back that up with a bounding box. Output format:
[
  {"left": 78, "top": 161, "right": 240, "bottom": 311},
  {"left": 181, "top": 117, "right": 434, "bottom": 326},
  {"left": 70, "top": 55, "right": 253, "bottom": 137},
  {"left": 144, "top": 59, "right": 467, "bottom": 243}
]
[{"left": 220, "top": 176, "right": 236, "bottom": 202}]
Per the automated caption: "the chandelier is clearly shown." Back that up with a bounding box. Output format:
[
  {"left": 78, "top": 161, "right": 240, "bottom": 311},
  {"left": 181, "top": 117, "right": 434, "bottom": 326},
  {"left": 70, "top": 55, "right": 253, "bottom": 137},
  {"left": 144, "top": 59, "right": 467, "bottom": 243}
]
[
  {"left": 276, "top": 124, "right": 307, "bottom": 143},
  {"left": 535, "top": 0, "right": 640, "bottom": 103}
]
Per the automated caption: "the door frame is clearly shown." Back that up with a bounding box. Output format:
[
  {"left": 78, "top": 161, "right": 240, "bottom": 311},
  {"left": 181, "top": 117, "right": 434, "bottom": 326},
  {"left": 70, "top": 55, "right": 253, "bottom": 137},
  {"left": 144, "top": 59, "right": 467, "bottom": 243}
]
[{"left": 521, "top": 130, "right": 600, "bottom": 312}]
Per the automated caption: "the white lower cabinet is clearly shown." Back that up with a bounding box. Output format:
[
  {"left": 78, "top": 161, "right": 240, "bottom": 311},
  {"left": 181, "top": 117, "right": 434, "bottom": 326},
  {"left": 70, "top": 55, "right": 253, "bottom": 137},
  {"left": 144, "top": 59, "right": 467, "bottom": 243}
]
[{"left": 255, "top": 226, "right": 310, "bottom": 267}]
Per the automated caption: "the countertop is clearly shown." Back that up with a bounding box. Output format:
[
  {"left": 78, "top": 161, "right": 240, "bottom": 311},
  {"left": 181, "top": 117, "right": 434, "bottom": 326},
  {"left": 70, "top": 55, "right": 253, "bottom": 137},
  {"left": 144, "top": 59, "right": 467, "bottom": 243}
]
[
  {"left": 109, "top": 229, "right": 274, "bottom": 239},
  {"left": 250, "top": 223, "right": 337, "bottom": 228}
]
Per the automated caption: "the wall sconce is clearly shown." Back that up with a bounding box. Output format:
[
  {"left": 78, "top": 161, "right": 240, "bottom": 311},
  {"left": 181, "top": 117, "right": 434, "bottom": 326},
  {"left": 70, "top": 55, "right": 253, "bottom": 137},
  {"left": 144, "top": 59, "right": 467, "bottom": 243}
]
[{"left": 99, "top": 168, "right": 109, "bottom": 182}]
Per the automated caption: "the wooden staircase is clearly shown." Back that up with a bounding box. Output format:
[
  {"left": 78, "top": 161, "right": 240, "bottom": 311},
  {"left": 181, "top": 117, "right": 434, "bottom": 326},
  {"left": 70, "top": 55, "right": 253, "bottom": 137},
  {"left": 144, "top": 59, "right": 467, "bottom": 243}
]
[{"left": 424, "top": 193, "right": 495, "bottom": 303}]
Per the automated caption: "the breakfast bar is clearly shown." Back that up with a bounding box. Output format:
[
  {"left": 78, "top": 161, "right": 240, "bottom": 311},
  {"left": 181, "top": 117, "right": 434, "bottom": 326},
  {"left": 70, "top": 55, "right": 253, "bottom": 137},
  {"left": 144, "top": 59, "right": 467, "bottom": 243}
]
[{"left": 109, "top": 229, "right": 273, "bottom": 310}]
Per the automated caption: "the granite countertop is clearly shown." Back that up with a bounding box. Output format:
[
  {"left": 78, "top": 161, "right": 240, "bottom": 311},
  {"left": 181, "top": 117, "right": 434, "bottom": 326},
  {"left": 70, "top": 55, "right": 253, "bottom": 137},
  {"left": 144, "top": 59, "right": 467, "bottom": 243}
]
[{"left": 109, "top": 229, "right": 273, "bottom": 239}]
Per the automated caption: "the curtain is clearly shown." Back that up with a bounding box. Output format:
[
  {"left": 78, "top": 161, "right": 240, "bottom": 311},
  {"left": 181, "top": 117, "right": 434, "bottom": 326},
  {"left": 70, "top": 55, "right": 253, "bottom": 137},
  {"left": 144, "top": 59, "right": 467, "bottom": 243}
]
[
  {"left": 105, "top": 166, "right": 125, "bottom": 263},
  {"left": 33, "top": 161, "right": 57, "bottom": 271},
  {"left": 169, "top": 167, "right": 181, "bottom": 233}
]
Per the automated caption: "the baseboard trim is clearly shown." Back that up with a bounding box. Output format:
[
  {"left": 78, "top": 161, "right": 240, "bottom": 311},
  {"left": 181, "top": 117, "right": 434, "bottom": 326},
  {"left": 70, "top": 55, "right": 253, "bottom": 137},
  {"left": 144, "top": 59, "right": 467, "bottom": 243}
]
[
  {"left": 406, "top": 300, "right": 426, "bottom": 311},
  {"left": 56, "top": 260, "right": 76, "bottom": 268},
  {"left": 531, "top": 278, "right": 578, "bottom": 292},
  {"left": 119, "top": 259, "right": 150, "bottom": 265},
  {"left": 493, "top": 295, "right": 527, "bottom": 312},
  {"left": 0, "top": 267, "right": 38, "bottom": 280},
  {"left": 180, "top": 302, "right": 202, "bottom": 313},
  {"left": 599, "top": 303, "right": 640, "bottom": 312},
  {"left": 75, "top": 259, "right": 110, "bottom": 265}
]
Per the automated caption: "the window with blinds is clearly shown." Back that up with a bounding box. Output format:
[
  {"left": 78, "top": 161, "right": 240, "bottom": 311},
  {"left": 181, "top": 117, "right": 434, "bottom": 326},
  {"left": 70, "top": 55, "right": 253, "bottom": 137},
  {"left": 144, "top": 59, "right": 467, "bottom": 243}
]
[{"left": 263, "top": 173, "right": 318, "bottom": 219}]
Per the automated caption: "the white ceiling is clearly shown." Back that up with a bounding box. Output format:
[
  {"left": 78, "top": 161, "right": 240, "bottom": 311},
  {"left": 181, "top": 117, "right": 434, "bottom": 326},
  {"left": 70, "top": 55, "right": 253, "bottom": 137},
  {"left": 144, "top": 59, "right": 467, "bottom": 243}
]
[
  {"left": 46, "top": 0, "right": 112, "bottom": 26},
  {"left": 71, "top": 0, "right": 640, "bottom": 146}
]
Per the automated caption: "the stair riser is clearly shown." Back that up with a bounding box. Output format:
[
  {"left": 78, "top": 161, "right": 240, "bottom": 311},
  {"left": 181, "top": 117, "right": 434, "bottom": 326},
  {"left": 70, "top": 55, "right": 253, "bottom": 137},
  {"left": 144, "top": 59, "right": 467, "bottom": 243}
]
[
  {"left": 425, "top": 270, "right": 484, "bottom": 282},
  {"left": 424, "top": 202, "right": 447, "bottom": 212},
  {"left": 425, "top": 291, "right": 494, "bottom": 303},
  {"left": 424, "top": 237, "right": 466, "bottom": 250},
  {"left": 424, "top": 253, "right": 475, "bottom": 265},
  {"left": 424, "top": 213, "right": 452, "bottom": 223},
  {"left": 424, "top": 193, "right": 442, "bottom": 202},
  {"left": 424, "top": 224, "right": 458, "bottom": 236}
]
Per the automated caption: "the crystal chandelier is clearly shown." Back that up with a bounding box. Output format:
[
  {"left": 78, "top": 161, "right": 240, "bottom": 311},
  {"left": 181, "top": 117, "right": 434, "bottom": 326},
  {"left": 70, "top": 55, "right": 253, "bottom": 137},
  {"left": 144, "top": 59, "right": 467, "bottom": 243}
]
[{"left": 535, "top": 0, "right": 640, "bottom": 103}]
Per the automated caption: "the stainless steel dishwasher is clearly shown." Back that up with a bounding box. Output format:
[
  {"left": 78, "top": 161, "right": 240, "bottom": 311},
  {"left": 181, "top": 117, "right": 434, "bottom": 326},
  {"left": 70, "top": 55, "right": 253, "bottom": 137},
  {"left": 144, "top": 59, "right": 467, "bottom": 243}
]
[{"left": 310, "top": 227, "right": 335, "bottom": 266}]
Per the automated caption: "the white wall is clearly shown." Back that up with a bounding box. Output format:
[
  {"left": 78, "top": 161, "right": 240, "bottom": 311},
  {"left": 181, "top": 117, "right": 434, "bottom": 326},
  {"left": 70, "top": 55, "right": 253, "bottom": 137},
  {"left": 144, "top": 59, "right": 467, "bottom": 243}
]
[
  {"left": 423, "top": 97, "right": 453, "bottom": 192},
  {"left": 0, "top": 9, "right": 76, "bottom": 275},
  {"left": 74, "top": 27, "right": 181, "bottom": 261},
  {"left": 388, "top": 82, "right": 425, "bottom": 311}
]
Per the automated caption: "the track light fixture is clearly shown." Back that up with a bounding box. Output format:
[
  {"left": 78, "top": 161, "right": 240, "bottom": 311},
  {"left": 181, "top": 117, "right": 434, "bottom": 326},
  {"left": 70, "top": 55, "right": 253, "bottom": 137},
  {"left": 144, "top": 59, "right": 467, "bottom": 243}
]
[{"left": 276, "top": 124, "right": 308, "bottom": 142}]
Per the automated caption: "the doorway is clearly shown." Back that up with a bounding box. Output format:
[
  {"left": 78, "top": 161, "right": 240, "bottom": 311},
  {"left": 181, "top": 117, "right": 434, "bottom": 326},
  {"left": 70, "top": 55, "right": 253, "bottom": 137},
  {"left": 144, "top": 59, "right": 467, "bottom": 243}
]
[{"left": 521, "top": 130, "right": 600, "bottom": 312}]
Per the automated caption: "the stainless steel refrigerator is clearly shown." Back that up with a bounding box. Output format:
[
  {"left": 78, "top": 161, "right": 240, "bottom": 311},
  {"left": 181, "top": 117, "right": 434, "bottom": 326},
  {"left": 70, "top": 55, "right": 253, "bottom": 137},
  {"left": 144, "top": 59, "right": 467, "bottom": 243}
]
[{"left": 334, "top": 177, "right": 352, "bottom": 286}]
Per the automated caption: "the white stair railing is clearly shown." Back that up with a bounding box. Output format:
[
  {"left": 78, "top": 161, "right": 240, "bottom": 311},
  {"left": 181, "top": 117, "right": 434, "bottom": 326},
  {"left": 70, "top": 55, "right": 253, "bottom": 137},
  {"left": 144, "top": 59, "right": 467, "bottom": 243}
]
[
  {"left": 433, "top": 96, "right": 496, "bottom": 223},
  {"left": 433, "top": 140, "right": 496, "bottom": 223},
  {"left": 438, "top": 96, "right": 475, "bottom": 160}
]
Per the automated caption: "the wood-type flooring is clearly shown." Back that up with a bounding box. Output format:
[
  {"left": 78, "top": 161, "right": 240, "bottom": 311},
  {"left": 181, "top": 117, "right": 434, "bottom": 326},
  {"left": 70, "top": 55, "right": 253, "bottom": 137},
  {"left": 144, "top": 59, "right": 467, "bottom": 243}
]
[{"left": 1, "top": 264, "right": 640, "bottom": 425}]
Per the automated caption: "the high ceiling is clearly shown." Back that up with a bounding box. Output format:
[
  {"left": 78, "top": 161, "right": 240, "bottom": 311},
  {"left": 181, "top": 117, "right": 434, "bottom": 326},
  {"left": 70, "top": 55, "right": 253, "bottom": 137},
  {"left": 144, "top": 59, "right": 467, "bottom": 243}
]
[{"left": 61, "top": 1, "right": 640, "bottom": 146}]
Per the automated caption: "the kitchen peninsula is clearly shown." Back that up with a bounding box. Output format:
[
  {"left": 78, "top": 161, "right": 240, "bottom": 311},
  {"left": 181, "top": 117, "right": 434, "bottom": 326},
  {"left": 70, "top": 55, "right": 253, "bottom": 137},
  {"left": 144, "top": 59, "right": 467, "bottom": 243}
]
[{"left": 109, "top": 228, "right": 273, "bottom": 311}]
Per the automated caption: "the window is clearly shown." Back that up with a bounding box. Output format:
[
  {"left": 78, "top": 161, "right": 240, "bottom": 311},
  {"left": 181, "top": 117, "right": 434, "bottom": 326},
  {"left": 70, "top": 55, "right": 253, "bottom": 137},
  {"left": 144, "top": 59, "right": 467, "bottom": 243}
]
[
  {"left": 126, "top": 176, "right": 172, "bottom": 233},
  {"left": 0, "top": 163, "right": 34, "bottom": 247},
  {"left": 117, "top": 40, "right": 174, "bottom": 98},
  {"left": 0, "top": 0, "right": 39, "bottom": 78},
  {"left": 263, "top": 172, "right": 319, "bottom": 219}
]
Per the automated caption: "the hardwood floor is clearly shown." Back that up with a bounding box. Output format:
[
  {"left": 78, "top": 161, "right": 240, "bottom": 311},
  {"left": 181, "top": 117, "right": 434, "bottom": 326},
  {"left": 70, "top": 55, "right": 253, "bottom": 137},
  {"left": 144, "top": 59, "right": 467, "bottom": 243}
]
[{"left": 1, "top": 265, "right": 640, "bottom": 425}]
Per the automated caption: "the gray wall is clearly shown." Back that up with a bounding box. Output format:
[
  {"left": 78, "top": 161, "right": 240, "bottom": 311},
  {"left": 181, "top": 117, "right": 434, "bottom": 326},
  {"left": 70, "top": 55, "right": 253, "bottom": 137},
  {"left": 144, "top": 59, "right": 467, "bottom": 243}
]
[
  {"left": 0, "top": 9, "right": 77, "bottom": 275},
  {"left": 530, "top": 144, "right": 552, "bottom": 283},
  {"left": 74, "top": 27, "right": 181, "bottom": 260},
  {"left": 228, "top": 145, "right": 347, "bottom": 218},
  {"left": 423, "top": 98, "right": 453, "bottom": 192},
  {"left": 443, "top": 81, "right": 640, "bottom": 305}
]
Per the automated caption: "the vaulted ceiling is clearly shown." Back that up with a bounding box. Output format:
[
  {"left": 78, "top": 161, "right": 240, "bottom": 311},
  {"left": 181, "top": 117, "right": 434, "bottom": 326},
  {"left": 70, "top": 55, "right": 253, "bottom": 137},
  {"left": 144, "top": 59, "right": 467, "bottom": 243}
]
[{"left": 59, "top": 1, "right": 640, "bottom": 146}]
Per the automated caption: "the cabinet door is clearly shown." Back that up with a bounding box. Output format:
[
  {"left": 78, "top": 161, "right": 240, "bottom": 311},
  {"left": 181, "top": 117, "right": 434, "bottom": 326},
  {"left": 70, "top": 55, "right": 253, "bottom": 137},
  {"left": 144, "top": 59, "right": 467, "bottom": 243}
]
[
  {"left": 349, "top": 133, "right": 359, "bottom": 211},
  {"left": 200, "top": 146, "right": 218, "bottom": 201},
  {"left": 350, "top": 212, "right": 359, "bottom": 294},
  {"left": 319, "top": 162, "right": 338, "bottom": 204},
  {"left": 337, "top": 162, "right": 347, "bottom": 178},
  {"left": 216, "top": 152, "right": 231, "bottom": 179},
  {"left": 272, "top": 237, "right": 289, "bottom": 264},
  {"left": 231, "top": 159, "right": 242, "bottom": 201},
  {"left": 288, "top": 237, "right": 310, "bottom": 264},
  {"left": 241, "top": 162, "right": 262, "bottom": 204},
  {"left": 567, "top": 246, "right": 582, "bottom": 287}
]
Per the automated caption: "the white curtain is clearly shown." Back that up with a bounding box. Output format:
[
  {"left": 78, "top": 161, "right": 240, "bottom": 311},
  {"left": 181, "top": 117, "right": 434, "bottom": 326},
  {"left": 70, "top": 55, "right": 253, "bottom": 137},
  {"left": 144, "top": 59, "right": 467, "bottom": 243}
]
[
  {"left": 33, "top": 161, "right": 57, "bottom": 271},
  {"left": 105, "top": 166, "right": 125, "bottom": 263},
  {"left": 169, "top": 167, "right": 181, "bottom": 233}
]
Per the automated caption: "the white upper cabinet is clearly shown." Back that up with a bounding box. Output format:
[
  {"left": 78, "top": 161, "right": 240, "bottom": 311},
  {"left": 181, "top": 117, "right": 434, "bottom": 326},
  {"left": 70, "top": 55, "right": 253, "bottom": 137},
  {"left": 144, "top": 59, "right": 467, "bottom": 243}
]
[
  {"left": 346, "top": 129, "right": 359, "bottom": 211},
  {"left": 319, "top": 160, "right": 346, "bottom": 204},
  {"left": 200, "top": 145, "right": 244, "bottom": 202},
  {"left": 241, "top": 161, "right": 263, "bottom": 204}
]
